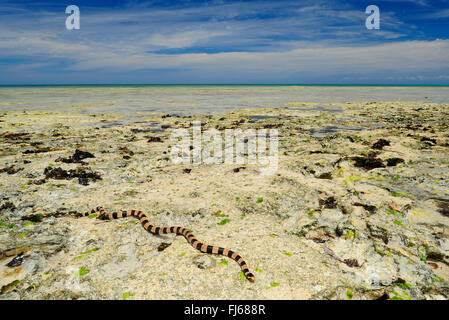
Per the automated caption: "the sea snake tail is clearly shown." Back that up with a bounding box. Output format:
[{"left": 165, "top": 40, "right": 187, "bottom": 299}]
[{"left": 81, "top": 206, "right": 256, "bottom": 282}]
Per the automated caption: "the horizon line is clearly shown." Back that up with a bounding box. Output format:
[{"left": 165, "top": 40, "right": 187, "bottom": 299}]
[{"left": 1, "top": 84, "right": 449, "bottom": 87}]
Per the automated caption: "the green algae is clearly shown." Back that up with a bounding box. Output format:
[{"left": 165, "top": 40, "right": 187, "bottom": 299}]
[
  {"left": 345, "top": 288, "right": 353, "bottom": 300},
  {"left": 218, "top": 219, "right": 230, "bottom": 225},
  {"left": 77, "top": 267, "right": 89, "bottom": 276},
  {"left": 219, "top": 259, "right": 228, "bottom": 265},
  {"left": 266, "top": 282, "right": 280, "bottom": 289}
]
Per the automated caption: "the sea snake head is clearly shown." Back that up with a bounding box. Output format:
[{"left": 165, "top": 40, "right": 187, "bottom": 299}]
[
  {"left": 97, "top": 213, "right": 108, "bottom": 220},
  {"left": 246, "top": 273, "right": 256, "bottom": 283}
]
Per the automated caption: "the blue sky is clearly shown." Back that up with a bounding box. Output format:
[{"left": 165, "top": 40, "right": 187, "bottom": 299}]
[{"left": 1, "top": 0, "right": 449, "bottom": 84}]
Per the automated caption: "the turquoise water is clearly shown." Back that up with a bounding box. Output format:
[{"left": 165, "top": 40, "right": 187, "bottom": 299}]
[{"left": 1, "top": 85, "right": 449, "bottom": 116}]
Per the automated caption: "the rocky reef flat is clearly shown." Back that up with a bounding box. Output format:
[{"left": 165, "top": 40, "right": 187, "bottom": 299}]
[{"left": 1, "top": 100, "right": 449, "bottom": 300}]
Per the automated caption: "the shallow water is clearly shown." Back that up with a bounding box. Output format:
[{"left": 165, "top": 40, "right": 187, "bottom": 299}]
[
  {"left": 307, "top": 125, "right": 364, "bottom": 139},
  {"left": 289, "top": 104, "right": 343, "bottom": 113},
  {"left": 1, "top": 86, "right": 449, "bottom": 118}
]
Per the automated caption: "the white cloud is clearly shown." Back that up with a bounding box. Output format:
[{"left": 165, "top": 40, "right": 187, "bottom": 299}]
[
  {"left": 0, "top": 0, "right": 447, "bottom": 83},
  {"left": 423, "top": 9, "right": 449, "bottom": 19},
  {"left": 145, "top": 30, "right": 229, "bottom": 49},
  {"left": 377, "top": 0, "right": 429, "bottom": 6},
  {"left": 61, "top": 39, "right": 449, "bottom": 78}
]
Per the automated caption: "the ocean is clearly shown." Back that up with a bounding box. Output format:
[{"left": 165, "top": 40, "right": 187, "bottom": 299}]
[{"left": 1, "top": 85, "right": 449, "bottom": 116}]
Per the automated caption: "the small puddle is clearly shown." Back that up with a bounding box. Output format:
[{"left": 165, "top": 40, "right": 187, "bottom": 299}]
[
  {"left": 290, "top": 104, "right": 343, "bottom": 114},
  {"left": 307, "top": 126, "right": 363, "bottom": 139},
  {"left": 100, "top": 121, "right": 124, "bottom": 128},
  {"left": 245, "top": 115, "right": 294, "bottom": 120},
  {"left": 162, "top": 113, "right": 191, "bottom": 118},
  {"left": 131, "top": 121, "right": 168, "bottom": 132},
  {"left": 89, "top": 119, "right": 169, "bottom": 131}
]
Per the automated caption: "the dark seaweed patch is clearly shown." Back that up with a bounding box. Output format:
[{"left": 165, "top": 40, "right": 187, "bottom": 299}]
[
  {"left": 56, "top": 149, "right": 95, "bottom": 164},
  {"left": 0, "top": 201, "right": 16, "bottom": 212},
  {"left": 351, "top": 152, "right": 385, "bottom": 170},
  {"left": 420, "top": 137, "right": 437, "bottom": 145},
  {"left": 372, "top": 139, "right": 390, "bottom": 150},
  {"left": 119, "top": 146, "right": 134, "bottom": 157},
  {"left": 353, "top": 202, "right": 377, "bottom": 214},
  {"left": 437, "top": 202, "right": 449, "bottom": 217},
  {"left": 147, "top": 136, "right": 162, "bottom": 143},
  {"left": 44, "top": 166, "right": 102, "bottom": 185},
  {"left": 1, "top": 132, "right": 30, "bottom": 141},
  {"left": 6, "top": 254, "right": 24, "bottom": 268},
  {"left": 44, "top": 167, "right": 71, "bottom": 179},
  {"left": 23, "top": 147, "right": 53, "bottom": 154},
  {"left": 386, "top": 158, "right": 405, "bottom": 167},
  {"left": 319, "top": 196, "right": 337, "bottom": 209},
  {"left": 317, "top": 172, "right": 333, "bottom": 179},
  {"left": 157, "top": 242, "right": 172, "bottom": 252},
  {"left": 0, "top": 165, "right": 23, "bottom": 175},
  {"left": 343, "top": 258, "right": 360, "bottom": 268}
]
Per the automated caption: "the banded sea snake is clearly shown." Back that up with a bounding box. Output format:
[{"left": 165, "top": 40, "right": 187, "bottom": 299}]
[{"left": 79, "top": 207, "right": 255, "bottom": 282}]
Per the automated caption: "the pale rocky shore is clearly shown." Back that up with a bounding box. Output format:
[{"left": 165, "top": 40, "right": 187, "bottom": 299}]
[{"left": 1, "top": 101, "right": 449, "bottom": 300}]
